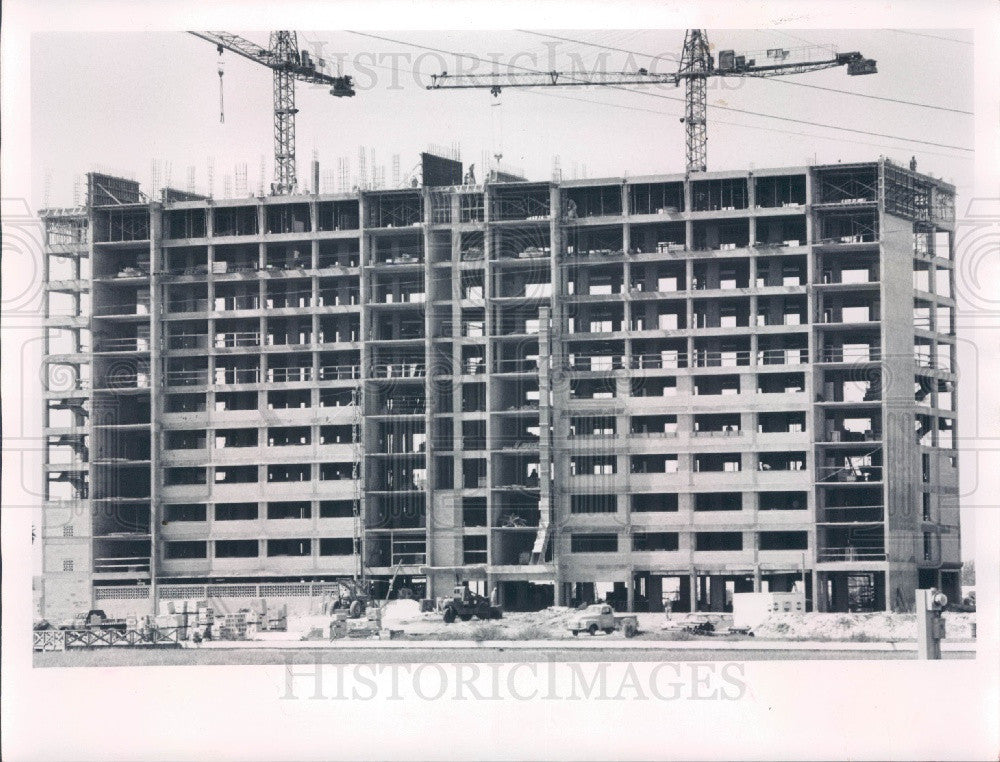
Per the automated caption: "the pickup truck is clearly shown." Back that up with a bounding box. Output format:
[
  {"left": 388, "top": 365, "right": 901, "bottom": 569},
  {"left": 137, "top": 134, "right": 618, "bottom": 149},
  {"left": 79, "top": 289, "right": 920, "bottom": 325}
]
[{"left": 568, "top": 604, "right": 639, "bottom": 637}]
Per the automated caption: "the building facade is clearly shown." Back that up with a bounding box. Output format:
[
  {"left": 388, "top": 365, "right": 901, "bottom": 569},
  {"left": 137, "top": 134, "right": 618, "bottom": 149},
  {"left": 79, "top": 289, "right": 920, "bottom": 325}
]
[{"left": 38, "top": 159, "right": 961, "bottom": 619}]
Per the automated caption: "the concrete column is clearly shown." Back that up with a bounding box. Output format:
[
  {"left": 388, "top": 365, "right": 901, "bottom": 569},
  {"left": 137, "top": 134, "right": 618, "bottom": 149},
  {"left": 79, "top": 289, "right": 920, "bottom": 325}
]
[
  {"left": 689, "top": 572, "right": 698, "bottom": 612},
  {"left": 647, "top": 574, "right": 664, "bottom": 612},
  {"left": 709, "top": 574, "right": 726, "bottom": 612},
  {"left": 626, "top": 571, "right": 635, "bottom": 612}
]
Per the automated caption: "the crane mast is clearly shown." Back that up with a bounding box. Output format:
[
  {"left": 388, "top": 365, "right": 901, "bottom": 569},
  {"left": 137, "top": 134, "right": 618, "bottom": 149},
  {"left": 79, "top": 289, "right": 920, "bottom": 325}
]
[
  {"left": 189, "top": 31, "right": 356, "bottom": 194},
  {"left": 427, "top": 29, "right": 877, "bottom": 173}
]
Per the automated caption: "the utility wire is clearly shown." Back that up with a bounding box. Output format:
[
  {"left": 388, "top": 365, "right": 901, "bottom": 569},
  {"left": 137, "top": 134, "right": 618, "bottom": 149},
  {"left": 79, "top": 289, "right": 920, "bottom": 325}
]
[
  {"left": 346, "top": 31, "right": 972, "bottom": 153},
  {"left": 519, "top": 29, "right": 973, "bottom": 115},
  {"left": 884, "top": 29, "right": 973, "bottom": 45}
]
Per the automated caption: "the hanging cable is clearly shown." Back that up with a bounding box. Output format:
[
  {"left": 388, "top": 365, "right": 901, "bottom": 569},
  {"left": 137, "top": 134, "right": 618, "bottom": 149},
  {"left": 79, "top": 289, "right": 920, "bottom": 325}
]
[{"left": 217, "top": 45, "right": 225, "bottom": 123}]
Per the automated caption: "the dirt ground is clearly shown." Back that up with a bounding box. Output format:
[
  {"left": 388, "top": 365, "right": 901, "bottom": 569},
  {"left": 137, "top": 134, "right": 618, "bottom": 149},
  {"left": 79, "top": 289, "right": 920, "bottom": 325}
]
[{"left": 281, "top": 602, "right": 976, "bottom": 643}]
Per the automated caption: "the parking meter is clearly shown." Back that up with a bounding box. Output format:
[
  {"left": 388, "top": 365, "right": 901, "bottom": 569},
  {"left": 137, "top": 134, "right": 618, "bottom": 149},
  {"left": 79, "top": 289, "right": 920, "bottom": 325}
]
[{"left": 916, "top": 588, "right": 948, "bottom": 659}]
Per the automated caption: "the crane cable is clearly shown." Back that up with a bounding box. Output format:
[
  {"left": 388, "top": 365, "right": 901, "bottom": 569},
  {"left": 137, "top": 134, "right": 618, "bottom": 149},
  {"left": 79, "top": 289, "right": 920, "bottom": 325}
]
[{"left": 217, "top": 45, "right": 225, "bottom": 124}]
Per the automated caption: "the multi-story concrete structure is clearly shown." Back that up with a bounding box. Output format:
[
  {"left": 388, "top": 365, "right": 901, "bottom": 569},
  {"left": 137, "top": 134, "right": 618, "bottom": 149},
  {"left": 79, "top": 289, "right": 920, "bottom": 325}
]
[{"left": 38, "top": 157, "right": 962, "bottom": 619}]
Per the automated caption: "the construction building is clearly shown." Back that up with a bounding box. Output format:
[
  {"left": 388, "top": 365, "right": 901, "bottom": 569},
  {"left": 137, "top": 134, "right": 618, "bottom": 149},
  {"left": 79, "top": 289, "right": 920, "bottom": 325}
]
[{"left": 38, "top": 155, "right": 962, "bottom": 619}]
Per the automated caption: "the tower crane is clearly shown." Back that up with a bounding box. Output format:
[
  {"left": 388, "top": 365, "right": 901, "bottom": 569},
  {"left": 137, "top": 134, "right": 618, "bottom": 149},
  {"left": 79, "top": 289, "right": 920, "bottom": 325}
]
[
  {"left": 190, "top": 32, "right": 355, "bottom": 194},
  {"left": 427, "top": 29, "right": 877, "bottom": 173}
]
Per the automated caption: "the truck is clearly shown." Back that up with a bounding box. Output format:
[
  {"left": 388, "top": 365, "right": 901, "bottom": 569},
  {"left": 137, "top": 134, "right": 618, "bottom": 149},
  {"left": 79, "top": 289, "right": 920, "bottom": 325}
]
[
  {"left": 441, "top": 585, "right": 502, "bottom": 623},
  {"left": 568, "top": 604, "right": 639, "bottom": 637}
]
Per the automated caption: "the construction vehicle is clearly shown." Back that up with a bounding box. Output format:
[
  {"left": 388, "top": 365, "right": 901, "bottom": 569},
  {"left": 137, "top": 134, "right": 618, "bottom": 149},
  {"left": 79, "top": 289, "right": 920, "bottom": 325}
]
[
  {"left": 64, "top": 609, "right": 129, "bottom": 632},
  {"left": 428, "top": 29, "right": 876, "bottom": 173},
  {"left": 329, "top": 580, "right": 372, "bottom": 619},
  {"left": 568, "top": 604, "right": 639, "bottom": 637},
  {"left": 442, "top": 584, "right": 502, "bottom": 623}
]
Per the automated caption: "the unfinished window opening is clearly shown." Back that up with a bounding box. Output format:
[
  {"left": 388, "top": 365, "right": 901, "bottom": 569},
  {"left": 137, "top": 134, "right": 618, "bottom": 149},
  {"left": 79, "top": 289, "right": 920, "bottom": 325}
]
[
  {"left": 694, "top": 453, "right": 741, "bottom": 473},
  {"left": 758, "top": 452, "right": 807, "bottom": 471},
  {"left": 695, "top": 532, "right": 743, "bottom": 551},
  {"left": 694, "top": 375, "right": 740, "bottom": 396},
  {"left": 692, "top": 178, "right": 748, "bottom": 211},
  {"left": 215, "top": 465, "right": 258, "bottom": 484},
  {"left": 321, "top": 538, "right": 355, "bottom": 556},
  {"left": 631, "top": 454, "right": 678, "bottom": 474},
  {"left": 755, "top": 216, "right": 806, "bottom": 247},
  {"left": 629, "top": 182, "right": 684, "bottom": 215},
  {"left": 320, "top": 500, "right": 355, "bottom": 519},
  {"left": 571, "top": 455, "right": 617, "bottom": 476},
  {"left": 320, "top": 462, "right": 354, "bottom": 481},
  {"left": 564, "top": 185, "right": 622, "bottom": 219},
  {"left": 165, "top": 430, "right": 206, "bottom": 450},
  {"left": 214, "top": 392, "right": 258, "bottom": 412},
  {"left": 213, "top": 205, "right": 260, "bottom": 237},
  {"left": 366, "top": 192, "right": 422, "bottom": 228},
  {"left": 264, "top": 464, "right": 309, "bottom": 483},
  {"left": 460, "top": 193, "right": 485, "bottom": 223},
  {"left": 633, "top": 532, "right": 679, "bottom": 552},
  {"left": 214, "top": 502, "right": 258, "bottom": 521},
  {"left": 570, "top": 494, "right": 618, "bottom": 514},
  {"left": 759, "top": 531, "right": 808, "bottom": 551},
  {"left": 695, "top": 493, "right": 742, "bottom": 512},
  {"left": 268, "top": 426, "right": 311, "bottom": 447},
  {"left": 266, "top": 203, "right": 311, "bottom": 234},
  {"left": 165, "top": 541, "right": 207, "bottom": 560},
  {"left": 693, "top": 414, "right": 741, "bottom": 436},
  {"left": 631, "top": 493, "right": 679, "bottom": 512},
  {"left": 165, "top": 466, "right": 207, "bottom": 486},
  {"left": 215, "top": 428, "right": 258, "bottom": 449},
  {"left": 317, "top": 200, "right": 359, "bottom": 231},
  {"left": 758, "top": 412, "right": 806, "bottom": 434},
  {"left": 266, "top": 539, "right": 311, "bottom": 557},
  {"left": 759, "top": 491, "right": 807, "bottom": 511},
  {"left": 570, "top": 533, "right": 618, "bottom": 553},
  {"left": 814, "top": 165, "right": 877, "bottom": 204},
  {"left": 165, "top": 503, "right": 207, "bottom": 522},
  {"left": 268, "top": 389, "right": 311, "bottom": 410},
  {"left": 267, "top": 501, "right": 312, "bottom": 520},
  {"left": 693, "top": 219, "right": 750, "bottom": 251},
  {"left": 215, "top": 540, "right": 259, "bottom": 558},
  {"left": 755, "top": 174, "right": 806, "bottom": 208},
  {"left": 492, "top": 185, "right": 550, "bottom": 221}
]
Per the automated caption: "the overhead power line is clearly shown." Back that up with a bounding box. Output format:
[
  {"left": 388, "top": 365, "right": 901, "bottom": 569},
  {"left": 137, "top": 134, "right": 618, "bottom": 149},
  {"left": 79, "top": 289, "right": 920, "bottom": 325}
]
[
  {"left": 519, "top": 29, "right": 973, "bottom": 116},
  {"left": 346, "top": 30, "right": 973, "bottom": 154}
]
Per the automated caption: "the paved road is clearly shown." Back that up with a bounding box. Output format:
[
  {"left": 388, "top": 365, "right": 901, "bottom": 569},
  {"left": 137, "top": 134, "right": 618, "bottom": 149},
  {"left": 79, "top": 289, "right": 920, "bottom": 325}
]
[{"left": 34, "top": 645, "right": 973, "bottom": 668}]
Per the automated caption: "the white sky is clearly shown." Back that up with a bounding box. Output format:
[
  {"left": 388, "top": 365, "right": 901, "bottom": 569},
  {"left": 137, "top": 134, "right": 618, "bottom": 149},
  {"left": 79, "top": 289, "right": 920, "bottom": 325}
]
[{"left": 31, "top": 29, "right": 975, "bottom": 206}]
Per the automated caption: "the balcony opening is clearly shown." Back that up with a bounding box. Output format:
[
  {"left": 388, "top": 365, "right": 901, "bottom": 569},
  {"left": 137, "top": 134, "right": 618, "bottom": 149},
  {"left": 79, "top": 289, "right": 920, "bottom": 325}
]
[
  {"left": 165, "top": 466, "right": 206, "bottom": 486},
  {"left": 758, "top": 412, "right": 806, "bottom": 434},
  {"left": 268, "top": 426, "right": 311, "bottom": 447},
  {"left": 269, "top": 389, "right": 311, "bottom": 410},
  {"left": 758, "top": 372, "right": 805, "bottom": 395},
  {"left": 572, "top": 455, "right": 617, "bottom": 476},
  {"left": 630, "top": 376, "right": 676, "bottom": 397},
  {"left": 693, "top": 219, "right": 750, "bottom": 252},
  {"left": 165, "top": 430, "right": 206, "bottom": 450}
]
